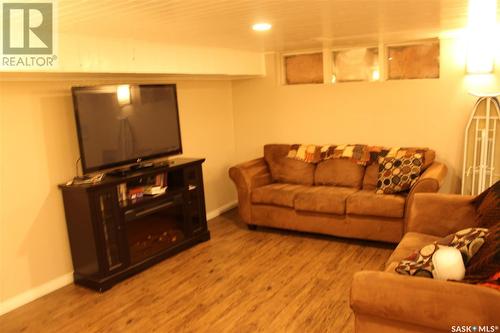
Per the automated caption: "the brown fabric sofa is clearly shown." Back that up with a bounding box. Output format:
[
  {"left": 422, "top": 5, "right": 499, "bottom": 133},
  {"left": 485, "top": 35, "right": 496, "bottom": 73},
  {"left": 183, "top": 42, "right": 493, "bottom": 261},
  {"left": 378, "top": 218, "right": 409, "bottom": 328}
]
[
  {"left": 229, "top": 144, "right": 448, "bottom": 243},
  {"left": 350, "top": 193, "right": 500, "bottom": 333}
]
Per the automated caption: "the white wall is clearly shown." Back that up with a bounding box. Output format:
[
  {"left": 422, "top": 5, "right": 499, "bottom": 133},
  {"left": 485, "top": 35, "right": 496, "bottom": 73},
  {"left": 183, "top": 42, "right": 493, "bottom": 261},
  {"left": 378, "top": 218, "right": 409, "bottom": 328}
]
[
  {"left": 231, "top": 38, "right": 500, "bottom": 193},
  {"left": 0, "top": 75, "right": 237, "bottom": 313},
  {"left": 2, "top": 34, "right": 500, "bottom": 315},
  {"left": 2, "top": 33, "right": 266, "bottom": 76}
]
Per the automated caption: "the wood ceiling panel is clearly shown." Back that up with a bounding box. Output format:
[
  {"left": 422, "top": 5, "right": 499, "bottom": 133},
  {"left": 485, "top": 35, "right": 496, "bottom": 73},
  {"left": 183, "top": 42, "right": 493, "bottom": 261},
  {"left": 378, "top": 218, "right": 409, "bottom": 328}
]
[{"left": 56, "top": 0, "right": 493, "bottom": 52}]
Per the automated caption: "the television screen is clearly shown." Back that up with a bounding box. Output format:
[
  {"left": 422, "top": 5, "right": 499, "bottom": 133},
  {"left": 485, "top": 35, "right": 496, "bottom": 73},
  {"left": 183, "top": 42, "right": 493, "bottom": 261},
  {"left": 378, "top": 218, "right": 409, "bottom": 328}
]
[{"left": 72, "top": 84, "right": 182, "bottom": 174}]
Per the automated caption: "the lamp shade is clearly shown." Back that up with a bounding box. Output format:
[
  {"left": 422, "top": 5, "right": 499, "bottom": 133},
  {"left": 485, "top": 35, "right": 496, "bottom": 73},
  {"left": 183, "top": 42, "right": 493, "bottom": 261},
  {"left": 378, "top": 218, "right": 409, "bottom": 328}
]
[
  {"left": 432, "top": 246, "right": 465, "bottom": 281},
  {"left": 116, "top": 84, "right": 131, "bottom": 105}
]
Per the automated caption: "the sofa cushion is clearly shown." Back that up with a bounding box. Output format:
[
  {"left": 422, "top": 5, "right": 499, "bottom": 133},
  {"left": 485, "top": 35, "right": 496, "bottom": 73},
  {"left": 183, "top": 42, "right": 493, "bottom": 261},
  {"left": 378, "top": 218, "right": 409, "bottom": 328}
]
[
  {"left": 385, "top": 232, "right": 441, "bottom": 270},
  {"left": 294, "top": 186, "right": 358, "bottom": 215},
  {"left": 314, "top": 159, "right": 365, "bottom": 188},
  {"left": 251, "top": 183, "right": 310, "bottom": 208},
  {"left": 346, "top": 190, "right": 406, "bottom": 218},
  {"left": 362, "top": 163, "right": 378, "bottom": 190},
  {"left": 264, "top": 144, "right": 315, "bottom": 185}
]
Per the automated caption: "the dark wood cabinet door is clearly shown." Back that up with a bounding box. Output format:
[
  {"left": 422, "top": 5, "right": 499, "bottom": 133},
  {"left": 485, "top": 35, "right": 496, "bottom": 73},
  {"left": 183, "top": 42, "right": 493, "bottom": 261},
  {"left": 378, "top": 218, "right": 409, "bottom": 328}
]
[
  {"left": 183, "top": 165, "right": 207, "bottom": 235},
  {"left": 187, "top": 187, "right": 205, "bottom": 234},
  {"left": 92, "top": 188, "right": 126, "bottom": 273}
]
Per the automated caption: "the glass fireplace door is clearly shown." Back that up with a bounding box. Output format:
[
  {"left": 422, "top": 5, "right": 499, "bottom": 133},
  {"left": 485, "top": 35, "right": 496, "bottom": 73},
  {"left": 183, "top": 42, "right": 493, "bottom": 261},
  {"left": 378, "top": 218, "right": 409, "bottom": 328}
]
[{"left": 124, "top": 193, "right": 187, "bottom": 264}]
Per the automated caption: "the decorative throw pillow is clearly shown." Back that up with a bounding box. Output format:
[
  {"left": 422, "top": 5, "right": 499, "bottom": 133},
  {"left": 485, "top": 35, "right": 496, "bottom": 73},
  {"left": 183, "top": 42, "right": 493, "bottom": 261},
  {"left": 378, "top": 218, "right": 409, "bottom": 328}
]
[
  {"left": 473, "top": 180, "right": 500, "bottom": 228},
  {"left": 287, "top": 144, "right": 321, "bottom": 163},
  {"left": 395, "top": 242, "right": 441, "bottom": 278},
  {"left": 464, "top": 222, "right": 500, "bottom": 283},
  {"left": 376, "top": 154, "right": 423, "bottom": 194},
  {"left": 395, "top": 227, "right": 489, "bottom": 278},
  {"left": 397, "top": 147, "right": 433, "bottom": 169},
  {"left": 444, "top": 227, "right": 489, "bottom": 264}
]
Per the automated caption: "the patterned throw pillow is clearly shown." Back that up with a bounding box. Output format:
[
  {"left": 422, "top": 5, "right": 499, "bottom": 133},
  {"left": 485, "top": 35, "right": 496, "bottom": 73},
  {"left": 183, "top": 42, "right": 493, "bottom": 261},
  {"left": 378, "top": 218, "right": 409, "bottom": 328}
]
[
  {"left": 395, "top": 227, "right": 489, "bottom": 278},
  {"left": 464, "top": 223, "right": 500, "bottom": 283},
  {"left": 395, "top": 242, "right": 441, "bottom": 278},
  {"left": 445, "top": 227, "right": 489, "bottom": 264},
  {"left": 376, "top": 154, "right": 423, "bottom": 194}
]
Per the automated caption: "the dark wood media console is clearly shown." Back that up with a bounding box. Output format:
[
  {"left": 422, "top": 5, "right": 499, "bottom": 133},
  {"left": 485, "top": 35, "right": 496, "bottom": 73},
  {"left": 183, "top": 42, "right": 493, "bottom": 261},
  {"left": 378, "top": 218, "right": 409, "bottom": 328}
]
[{"left": 59, "top": 158, "right": 209, "bottom": 291}]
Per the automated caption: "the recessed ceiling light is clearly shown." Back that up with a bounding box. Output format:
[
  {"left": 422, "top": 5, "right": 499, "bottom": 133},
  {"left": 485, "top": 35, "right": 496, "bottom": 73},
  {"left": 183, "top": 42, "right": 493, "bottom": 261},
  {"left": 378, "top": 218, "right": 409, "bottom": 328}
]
[{"left": 252, "top": 22, "right": 272, "bottom": 31}]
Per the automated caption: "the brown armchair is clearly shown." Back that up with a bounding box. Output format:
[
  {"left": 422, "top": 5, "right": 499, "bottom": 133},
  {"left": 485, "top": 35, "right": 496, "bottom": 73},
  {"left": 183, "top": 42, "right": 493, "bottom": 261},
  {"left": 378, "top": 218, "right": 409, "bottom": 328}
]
[{"left": 350, "top": 193, "right": 500, "bottom": 333}]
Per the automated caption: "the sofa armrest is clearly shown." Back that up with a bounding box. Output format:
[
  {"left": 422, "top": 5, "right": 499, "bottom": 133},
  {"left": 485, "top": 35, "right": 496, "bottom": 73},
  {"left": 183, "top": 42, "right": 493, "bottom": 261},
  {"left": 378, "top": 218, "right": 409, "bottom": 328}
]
[
  {"left": 406, "top": 193, "right": 477, "bottom": 237},
  {"left": 228, "top": 158, "right": 272, "bottom": 223},
  {"left": 351, "top": 271, "right": 500, "bottom": 332},
  {"left": 415, "top": 161, "right": 448, "bottom": 192},
  {"left": 403, "top": 162, "right": 447, "bottom": 232},
  {"left": 407, "top": 162, "right": 448, "bottom": 201}
]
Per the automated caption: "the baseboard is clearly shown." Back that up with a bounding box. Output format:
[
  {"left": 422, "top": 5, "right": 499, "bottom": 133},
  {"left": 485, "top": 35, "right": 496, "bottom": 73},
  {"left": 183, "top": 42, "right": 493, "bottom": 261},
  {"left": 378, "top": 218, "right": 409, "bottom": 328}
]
[
  {"left": 0, "top": 272, "right": 74, "bottom": 316},
  {"left": 206, "top": 200, "right": 238, "bottom": 221}
]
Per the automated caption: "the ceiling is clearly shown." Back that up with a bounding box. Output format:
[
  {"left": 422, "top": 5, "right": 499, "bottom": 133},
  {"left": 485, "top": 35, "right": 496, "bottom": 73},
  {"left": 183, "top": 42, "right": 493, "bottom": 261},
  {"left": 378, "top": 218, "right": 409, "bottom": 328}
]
[{"left": 58, "top": 0, "right": 499, "bottom": 52}]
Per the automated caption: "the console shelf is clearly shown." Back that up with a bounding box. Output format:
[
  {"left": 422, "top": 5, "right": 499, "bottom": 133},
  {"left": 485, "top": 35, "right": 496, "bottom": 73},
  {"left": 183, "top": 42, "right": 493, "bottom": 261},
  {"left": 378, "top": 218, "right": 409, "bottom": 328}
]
[{"left": 59, "top": 158, "right": 209, "bottom": 291}]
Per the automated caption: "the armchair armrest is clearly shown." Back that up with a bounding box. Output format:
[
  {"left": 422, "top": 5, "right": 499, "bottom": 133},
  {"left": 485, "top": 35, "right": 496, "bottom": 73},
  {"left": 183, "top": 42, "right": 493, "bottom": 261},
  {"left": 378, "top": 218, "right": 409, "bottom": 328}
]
[
  {"left": 228, "top": 158, "right": 272, "bottom": 223},
  {"left": 351, "top": 271, "right": 500, "bottom": 332},
  {"left": 406, "top": 193, "right": 477, "bottom": 237}
]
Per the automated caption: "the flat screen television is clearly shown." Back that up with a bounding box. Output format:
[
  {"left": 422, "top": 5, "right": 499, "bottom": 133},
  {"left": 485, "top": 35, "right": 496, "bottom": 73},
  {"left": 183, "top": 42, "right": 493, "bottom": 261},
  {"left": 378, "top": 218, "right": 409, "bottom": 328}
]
[{"left": 72, "top": 84, "right": 182, "bottom": 174}]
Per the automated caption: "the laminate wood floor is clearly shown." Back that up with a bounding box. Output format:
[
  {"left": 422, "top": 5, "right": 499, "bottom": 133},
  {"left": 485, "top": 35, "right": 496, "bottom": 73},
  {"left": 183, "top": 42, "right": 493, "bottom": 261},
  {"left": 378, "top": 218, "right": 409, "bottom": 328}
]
[{"left": 0, "top": 209, "right": 394, "bottom": 333}]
